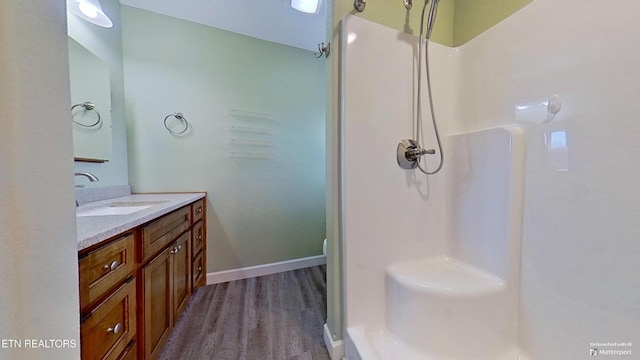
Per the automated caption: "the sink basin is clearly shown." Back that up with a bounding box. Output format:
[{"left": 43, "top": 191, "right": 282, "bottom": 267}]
[
  {"left": 108, "top": 200, "right": 168, "bottom": 207},
  {"left": 77, "top": 200, "right": 168, "bottom": 217}
]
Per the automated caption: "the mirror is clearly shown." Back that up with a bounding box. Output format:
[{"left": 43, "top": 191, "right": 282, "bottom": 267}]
[{"left": 68, "top": 37, "right": 112, "bottom": 162}]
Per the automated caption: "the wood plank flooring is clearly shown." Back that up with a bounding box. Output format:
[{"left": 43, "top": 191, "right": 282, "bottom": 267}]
[{"left": 158, "top": 265, "right": 330, "bottom": 360}]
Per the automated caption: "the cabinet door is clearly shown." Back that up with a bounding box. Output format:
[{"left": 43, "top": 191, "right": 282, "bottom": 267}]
[
  {"left": 172, "top": 231, "right": 191, "bottom": 321},
  {"left": 142, "top": 248, "right": 172, "bottom": 360}
]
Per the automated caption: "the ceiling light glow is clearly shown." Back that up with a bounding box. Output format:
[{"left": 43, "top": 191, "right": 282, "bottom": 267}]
[
  {"left": 78, "top": 2, "right": 98, "bottom": 18},
  {"left": 291, "top": 0, "right": 320, "bottom": 14},
  {"left": 70, "top": 0, "right": 113, "bottom": 28}
]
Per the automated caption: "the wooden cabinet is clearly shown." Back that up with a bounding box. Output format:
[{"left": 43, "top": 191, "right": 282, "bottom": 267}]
[
  {"left": 141, "top": 231, "right": 192, "bottom": 359},
  {"left": 141, "top": 206, "right": 190, "bottom": 263},
  {"left": 79, "top": 234, "right": 136, "bottom": 360},
  {"left": 192, "top": 198, "right": 204, "bottom": 224},
  {"left": 142, "top": 245, "right": 172, "bottom": 360},
  {"left": 79, "top": 197, "right": 206, "bottom": 360},
  {"left": 172, "top": 231, "right": 191, "bottom": 320},
  {"left": 191, "top": 219, "right": 206, "bottom": 288},
  {"left": 80, "top": 279, "right": 136, "bottom": 360},
  {"left": 116, "top": 341, "right": 137, "bottom": 360},
  {"left": 139, "top": 200, "right": 205, "bottom": 360},
  {"left": 192, "top": 249, "right": 205, "bottom": 289},
  {"left": 79, "top": 234, "right": 135, "bottom": 312},
  {"left": 191, "top": 220, "right": 204, "bottom": 260},
  {"left": 191, "top": 198, "right": 205, "bottom": 289}
]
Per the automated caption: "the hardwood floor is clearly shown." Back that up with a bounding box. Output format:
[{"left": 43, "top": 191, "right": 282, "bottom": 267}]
[{"left": 158, "top": 265, "right": 330, "bottom": 360}]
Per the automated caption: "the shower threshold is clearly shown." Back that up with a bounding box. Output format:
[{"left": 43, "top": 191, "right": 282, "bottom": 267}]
[{"left": 347, "top": 326, "right": 529, "bottom": 360}]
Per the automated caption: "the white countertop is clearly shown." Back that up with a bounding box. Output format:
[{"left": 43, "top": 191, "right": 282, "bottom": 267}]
[{"left": 76, "top": 193, "right": 205, "bottom": 251}]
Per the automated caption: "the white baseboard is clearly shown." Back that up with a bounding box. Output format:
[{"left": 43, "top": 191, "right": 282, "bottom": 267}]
[
  {"left": 206, "top": 255, "right": 326, "bottom": 285},
  {"left": 324, "top": 323, "right": 345, "bottom": 360}
]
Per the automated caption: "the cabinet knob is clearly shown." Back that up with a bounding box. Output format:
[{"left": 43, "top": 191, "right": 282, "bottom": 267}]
[
  {"left": 107, "top": 323, "right": 122, "bottom": 334},
  {"left": 171, "top": 245, "right": 182, "bottom": 254},
  {"left": 196, "top": 266, "right": 202, "bottom": 272},
  {"left": 197, "top": 235, "right": 202, "bottom": 241},
  {"left": 196, "top": 207, "right": 202, "bottom": 214},
  {"left": 103, "top": 260, "right": 120, "bottom": 272}
]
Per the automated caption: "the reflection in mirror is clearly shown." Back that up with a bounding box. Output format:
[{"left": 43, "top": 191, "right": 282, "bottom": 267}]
[{"left": 68, "top": 37, "right": 112, "bottom": 162}]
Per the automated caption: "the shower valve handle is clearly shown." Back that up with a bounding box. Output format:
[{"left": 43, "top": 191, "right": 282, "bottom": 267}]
[
  {"left": 397, "top": 139, "right": 435, "bottom": 169},
  {"left": 406, "top": 148, "right": 435, "bottom": 159}
]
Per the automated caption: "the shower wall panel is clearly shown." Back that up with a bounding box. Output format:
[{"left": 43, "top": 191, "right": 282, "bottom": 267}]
[
  {"left": 454, "top": 1, "right": 640, "bottom": 358},
  {"left": 341, "top": 15, "right": 456, "bottom": 332}
]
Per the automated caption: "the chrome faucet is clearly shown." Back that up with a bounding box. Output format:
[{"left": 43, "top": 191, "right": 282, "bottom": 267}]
[
  {"left": 75, "top": 172, "right": 99, "bottom": 206},
  {"left": 75, "top": 172, "right": 99, "bottom": 182}
]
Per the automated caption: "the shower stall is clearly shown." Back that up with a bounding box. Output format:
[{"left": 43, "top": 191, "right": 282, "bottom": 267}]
[
  {"left": 341, "top": 15, "right": 526, "bottom": 360},
  {"left": 338, "top": 0, "right": 640, "bottom": 358}
]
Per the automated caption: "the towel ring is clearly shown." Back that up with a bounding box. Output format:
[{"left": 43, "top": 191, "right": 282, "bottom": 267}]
[
  {"left": 164, "top": 112, "right": 190, "bottom": 135},
  {"left": 71, "top": 102, "right": 102, "bottom": 128}
]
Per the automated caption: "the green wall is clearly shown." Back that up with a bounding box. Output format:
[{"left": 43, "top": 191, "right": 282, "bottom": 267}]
[
  {"left": 454, "top": 0, "right": 532, "bottom": 45},
  {"left": 122, "top": 6, "right": 326, "bottom": 272},
  {"left": 332, "top": 0, "right": 532, "bottom": 46},
  {"left": 333, "top": 0, "right": 455, "bottom": 46}
]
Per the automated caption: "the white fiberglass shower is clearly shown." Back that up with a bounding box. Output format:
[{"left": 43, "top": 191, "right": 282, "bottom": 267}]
[
  {"left": 339, "top": 1, "right": 640, "bottom": 358},
  {"left": 340, "top": 15, "right": 527, "bottom": 360}
]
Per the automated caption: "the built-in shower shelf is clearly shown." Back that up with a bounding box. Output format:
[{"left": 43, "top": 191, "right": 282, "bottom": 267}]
[{"left": 387, "top": 256, "right": 505, "bottom": 297}]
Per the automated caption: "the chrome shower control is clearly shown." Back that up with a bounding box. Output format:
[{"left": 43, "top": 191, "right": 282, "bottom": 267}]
[
  {"left": 397, "top": 139, "right": 435, "bottom": 169},
  {"left": 404, "top": 0, "right": 412, "bottom": 10}
]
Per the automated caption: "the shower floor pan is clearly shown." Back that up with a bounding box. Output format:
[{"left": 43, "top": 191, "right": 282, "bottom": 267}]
[{"left": 348, "top": 325, "right": 528, "bottom": 360}]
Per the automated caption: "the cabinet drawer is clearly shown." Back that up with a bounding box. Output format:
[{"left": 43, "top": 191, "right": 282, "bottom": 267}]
[
  {"left": 81, "top": 279, "right": 136, "bottom": 360},
  {"left": 191, "top": 220, "right": 204, "bottom": 257},
  {"left": 192, "top": 199, "right": 204, "bottom": 224},
  {"left": 79, "top": 234, "right": 135, "bottom": 311},
  {"left": 192, "top": 250, "right": 205, "bottom": 288},
  {"left": 141, "top": 206, "right": 191, "bottom": 262},
  {"left": 115, "top": 340, "right": 136, "bottom": 360}
]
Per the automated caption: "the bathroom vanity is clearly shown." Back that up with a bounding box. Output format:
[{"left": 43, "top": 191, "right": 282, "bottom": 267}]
[{"left": 76, "top": 192, "right": 206, "bottom": 360}]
